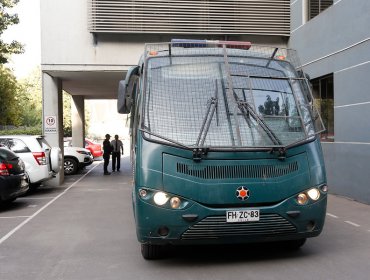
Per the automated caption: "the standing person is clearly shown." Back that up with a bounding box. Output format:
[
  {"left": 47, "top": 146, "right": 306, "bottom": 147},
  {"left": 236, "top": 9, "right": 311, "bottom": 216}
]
[
  {"left": 103, "top": 134, "right": 113, "bottom": 175},
  {"left": 111, "top": 134, "right": 124, "bottom": 172}
]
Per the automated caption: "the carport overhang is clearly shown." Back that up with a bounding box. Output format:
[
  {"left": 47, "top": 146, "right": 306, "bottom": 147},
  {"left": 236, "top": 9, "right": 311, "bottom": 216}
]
[
  {"left": 41, "top": 66, "right": 131, "bottom": 186},
  {"left": 43, "top": 65, "right": 132, "bottom": 99}
]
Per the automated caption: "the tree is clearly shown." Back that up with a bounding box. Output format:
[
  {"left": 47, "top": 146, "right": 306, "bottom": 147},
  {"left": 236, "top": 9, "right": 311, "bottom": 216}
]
[
  {"left": 0, "top": 0, "right": 24, "bottom": 64},
  {"left": 18, "top": 67, "right": 43, "bottom": 126},
  {"left": 0, "top": 65, "right": 21, "bottom": 126},
  {"left": 63, "top": 92, "right": 72, "bottom": 137}
]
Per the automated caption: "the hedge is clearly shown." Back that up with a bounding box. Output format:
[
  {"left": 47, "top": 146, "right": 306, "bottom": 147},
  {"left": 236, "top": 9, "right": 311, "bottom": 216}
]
[{"left": 0, "top": 126, "right": 42, "bottom": 136}]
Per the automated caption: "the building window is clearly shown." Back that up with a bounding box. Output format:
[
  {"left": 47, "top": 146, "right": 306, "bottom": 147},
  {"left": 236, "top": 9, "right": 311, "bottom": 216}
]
[
  {"left": 309, "top": 0, "right": 333, "bottom": 20},
  {"left": 311, "top": 74, "right": 334, "bottom": 142}
]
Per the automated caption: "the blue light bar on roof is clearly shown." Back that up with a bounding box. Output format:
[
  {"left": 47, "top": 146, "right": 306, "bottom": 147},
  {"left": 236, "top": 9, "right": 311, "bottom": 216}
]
[
  {"left": 171, "top": 39, "right": 252, "bottom": 49},
  {"left": 171, "top": 39, "right": 208, "bottom": 48}
]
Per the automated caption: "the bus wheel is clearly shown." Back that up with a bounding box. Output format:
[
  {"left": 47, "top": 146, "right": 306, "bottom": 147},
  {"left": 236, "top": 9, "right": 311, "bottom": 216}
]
[{"left": 141, "top": 243, "right": 162, "bottom": 260}]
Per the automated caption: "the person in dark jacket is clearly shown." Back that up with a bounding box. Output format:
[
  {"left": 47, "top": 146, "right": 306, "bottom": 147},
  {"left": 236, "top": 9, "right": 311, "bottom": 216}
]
[{"left": 102, "top": 134, "right": 113, "bottom": 175}]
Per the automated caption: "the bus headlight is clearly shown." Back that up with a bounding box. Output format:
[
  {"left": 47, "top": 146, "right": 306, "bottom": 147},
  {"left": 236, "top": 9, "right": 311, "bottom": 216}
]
[
  {"left": 170, "top": 197, "right": 181, "bottom": 209},
  {"left": 320, "top": 185, "right": 328, "bottom": 192},
  {"left": 307, "top": 188, "right": 320, "bottom": 201},
  {"left": 153, "top": 192, "right": 169, "bottom": 206},
  {"left": 296, "top": 186, "right": 324, "bottom": 205},
  {"left": 297, "top": 193, "right": 308, "bottom": 205},
  {"left": 139, "top": 189, "right": 147, "bottom": 197},
  {"left": 138, "top": 188, "right": 190, "bottom": 209}
]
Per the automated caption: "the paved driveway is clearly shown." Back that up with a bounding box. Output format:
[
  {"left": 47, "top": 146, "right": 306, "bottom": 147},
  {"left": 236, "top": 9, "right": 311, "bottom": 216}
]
[{"left": 1, "top": 157, "right": 370, "bottom": 280}]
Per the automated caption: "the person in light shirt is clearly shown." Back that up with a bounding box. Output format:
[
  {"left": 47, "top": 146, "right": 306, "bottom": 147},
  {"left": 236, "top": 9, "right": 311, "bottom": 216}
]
[{"left": 111, "top": 135, "right": 124, "bottom": 172}]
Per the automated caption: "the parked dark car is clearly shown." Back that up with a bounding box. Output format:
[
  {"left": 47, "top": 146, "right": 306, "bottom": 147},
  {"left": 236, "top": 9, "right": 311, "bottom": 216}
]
[{"left": 0, "top": 147, "right": 29, "bottom": 205}]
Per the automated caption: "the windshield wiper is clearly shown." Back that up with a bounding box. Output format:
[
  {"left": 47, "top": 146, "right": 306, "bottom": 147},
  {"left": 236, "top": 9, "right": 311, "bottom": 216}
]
[
  {"left": 140, "top": 128, "right": 189, "bottom": 149},
  {"left": 233, "top": 91, "right": 283, "bottom": 146},
  {"left": 193, "top": 96, "right": 218, "bottom": 162},
  {"left": 196, "top": 80, "right": 220, "bottom": 149},
  {"left": 196, "top": 97, "right": 218, "bottom": 147}
]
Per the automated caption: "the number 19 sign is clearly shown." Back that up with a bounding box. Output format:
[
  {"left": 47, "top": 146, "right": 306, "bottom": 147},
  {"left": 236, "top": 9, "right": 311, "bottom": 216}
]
[{"left": 44, "top": 115, "right": 57, "bottom": 134}]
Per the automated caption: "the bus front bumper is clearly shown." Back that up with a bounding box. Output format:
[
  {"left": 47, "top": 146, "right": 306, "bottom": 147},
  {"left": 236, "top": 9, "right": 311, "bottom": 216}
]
[{"left": 134, "top": 191, "right": 327, "bottom": 246}]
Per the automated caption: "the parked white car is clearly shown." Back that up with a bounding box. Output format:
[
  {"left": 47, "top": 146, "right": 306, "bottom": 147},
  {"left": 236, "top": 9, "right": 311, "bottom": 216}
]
[
  {"left": 63, "top": 141, "right": 93, "bottom": 175},
  {"left": 0, "top": 135, "right": 62, "bottom": 188}
]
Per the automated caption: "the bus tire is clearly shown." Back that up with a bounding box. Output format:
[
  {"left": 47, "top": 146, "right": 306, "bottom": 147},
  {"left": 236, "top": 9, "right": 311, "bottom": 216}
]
[{"left": 141, "top": 243, "right": 162, "bottom": 260}]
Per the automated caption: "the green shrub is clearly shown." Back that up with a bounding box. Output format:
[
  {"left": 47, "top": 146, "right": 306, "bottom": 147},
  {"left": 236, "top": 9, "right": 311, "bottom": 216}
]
[{"left": 0, "top": 126, "right": 42, "bottom": 135}]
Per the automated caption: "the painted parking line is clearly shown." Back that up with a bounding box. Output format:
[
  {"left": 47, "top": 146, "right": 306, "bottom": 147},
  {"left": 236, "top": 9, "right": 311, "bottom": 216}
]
[
  {"left": 0, "top": 216, "right": 31, "bottom": 219},
  {"left": 345, "top": 221, "right": 361, "bottom": 227},
  {"left": 327, "top": 213, "right": 339, "bottom": 218},
  {"left": 0, "top": 163, "right": 100, "bottom": 246},
  {"left": 327, "top": 212, "right": 370, "bottom": 233},
  {"left": 22, "top": 197, "right": 57, "bottom": 200}
]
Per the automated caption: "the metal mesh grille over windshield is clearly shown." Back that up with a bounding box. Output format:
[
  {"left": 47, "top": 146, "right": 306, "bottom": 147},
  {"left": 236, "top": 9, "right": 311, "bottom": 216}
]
[{"left": 142, "top": 42, "right": 324, "bottom": 149}]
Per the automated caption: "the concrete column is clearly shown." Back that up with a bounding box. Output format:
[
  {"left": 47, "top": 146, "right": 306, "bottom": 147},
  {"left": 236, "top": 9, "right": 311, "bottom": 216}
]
[
  {"left": 302, "top": 0, "right": 309, "bottom": 24},
  {"left": 42, "top": 72, "right": 64, "bottom": 186},
  {"left": 71, "top": 95, "right": 85, "bottom": 147}
]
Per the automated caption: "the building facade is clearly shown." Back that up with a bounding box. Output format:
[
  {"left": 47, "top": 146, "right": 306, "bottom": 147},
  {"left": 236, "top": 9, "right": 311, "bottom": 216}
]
[
  {"left": 289, "top": 0, "right": 370, "bottom": 204},
  {"left": 41, "top": 0, "right": 370, "bottom": 204}
]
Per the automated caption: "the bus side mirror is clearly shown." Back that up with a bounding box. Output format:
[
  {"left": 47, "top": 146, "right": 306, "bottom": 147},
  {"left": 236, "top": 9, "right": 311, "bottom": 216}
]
[
  {"left": 117, "top": 66, "right": 139, "bottom": 114},
  {"left": 118, "top": 80, "right": 129, "bottom": 113}
]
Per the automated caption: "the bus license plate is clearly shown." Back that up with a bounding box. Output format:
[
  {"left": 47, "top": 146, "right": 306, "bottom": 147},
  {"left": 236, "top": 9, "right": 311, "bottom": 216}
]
[{"left": 226, "top": 210, "right": 260, "bottom": 223}]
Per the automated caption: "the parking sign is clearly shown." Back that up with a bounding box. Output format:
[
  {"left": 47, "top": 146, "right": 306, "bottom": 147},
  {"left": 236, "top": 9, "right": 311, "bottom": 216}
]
[{"left": 44, "top": 115, "right": 57, "bottom": 134}]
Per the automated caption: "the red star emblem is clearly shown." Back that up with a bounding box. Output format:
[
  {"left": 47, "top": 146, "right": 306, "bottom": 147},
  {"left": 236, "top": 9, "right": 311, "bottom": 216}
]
[{"left": 236, "top": 186, "right": 250, "bottom": 201}]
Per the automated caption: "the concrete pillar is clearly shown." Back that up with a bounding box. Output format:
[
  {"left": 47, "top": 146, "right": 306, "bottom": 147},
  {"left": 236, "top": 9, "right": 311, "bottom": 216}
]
[
  {"left": 71, "top": 95, "right": 85, "bottom": 147},
  {"left": 42, "top": 72, "right": 64, "bottom": 186},
  {"left": 302, "top": 0, "right": 309, "bottom": 24}
]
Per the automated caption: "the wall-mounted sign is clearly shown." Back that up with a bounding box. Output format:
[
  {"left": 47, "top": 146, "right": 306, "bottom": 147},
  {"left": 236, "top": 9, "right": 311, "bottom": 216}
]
[{"left": 44, "top": 115, "right": 57, "bottom": 134}]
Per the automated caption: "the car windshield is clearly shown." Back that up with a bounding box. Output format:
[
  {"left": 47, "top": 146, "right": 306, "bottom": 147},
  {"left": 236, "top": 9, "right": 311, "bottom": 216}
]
[{"left": 142, "top": 46, "right": 323, "bottom": 149}]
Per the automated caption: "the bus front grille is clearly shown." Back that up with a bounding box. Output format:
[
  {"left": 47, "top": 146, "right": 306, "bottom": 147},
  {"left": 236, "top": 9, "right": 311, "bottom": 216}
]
[
  {"left": 181, "top": 214, "right": 296, "bottom": 240},
  {"left": 176, "top": 161, "right": 298, "bottom": 179}
]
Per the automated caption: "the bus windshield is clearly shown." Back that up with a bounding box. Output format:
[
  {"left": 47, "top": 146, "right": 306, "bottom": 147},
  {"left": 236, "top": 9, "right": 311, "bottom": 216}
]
[{"left": 143, "top": 49, "right": 321, "bottom": 149}]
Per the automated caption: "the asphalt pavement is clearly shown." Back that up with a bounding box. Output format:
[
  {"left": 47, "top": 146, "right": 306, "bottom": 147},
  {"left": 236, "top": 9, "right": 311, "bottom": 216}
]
[{"left": 1, "top": 156, "right": 370, "bottom": 280}]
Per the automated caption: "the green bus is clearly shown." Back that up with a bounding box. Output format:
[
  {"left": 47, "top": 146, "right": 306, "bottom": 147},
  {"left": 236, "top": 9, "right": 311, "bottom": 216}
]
[{"left": 118, "top": 40, "right": 327, "bottom": 259}]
